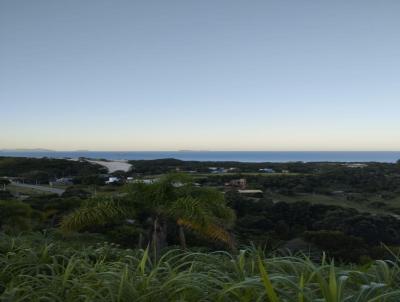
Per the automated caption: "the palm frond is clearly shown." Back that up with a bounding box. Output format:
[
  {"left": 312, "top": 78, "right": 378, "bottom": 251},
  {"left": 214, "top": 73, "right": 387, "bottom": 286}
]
[
  {"left": 191, "top": 187, "right": 236, "bottom": 226},
  {"left": 169, "top": 197, "right": 211, "bottom": 227},
  {"left": 177, "top": 218, "right": 234, "bottom": 248},
  {"left": 60, "top": 200, "right": 132, "bottom": 233}
]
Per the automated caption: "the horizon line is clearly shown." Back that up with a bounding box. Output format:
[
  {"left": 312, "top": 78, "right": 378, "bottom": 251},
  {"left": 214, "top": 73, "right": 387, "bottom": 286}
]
[{"left": 1, "top": 149, "right": 400, "bottom": 153}]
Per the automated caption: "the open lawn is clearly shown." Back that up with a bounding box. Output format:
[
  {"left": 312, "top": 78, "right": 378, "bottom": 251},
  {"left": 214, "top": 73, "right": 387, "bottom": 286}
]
[{"left": 271, "top": 192, "right": 400, "bottom": 216}]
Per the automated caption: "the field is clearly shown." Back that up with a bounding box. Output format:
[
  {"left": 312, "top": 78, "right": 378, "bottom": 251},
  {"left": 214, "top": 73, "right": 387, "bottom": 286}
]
[{"left": 270, "top": 192, "right": 400, "bottom": 216}]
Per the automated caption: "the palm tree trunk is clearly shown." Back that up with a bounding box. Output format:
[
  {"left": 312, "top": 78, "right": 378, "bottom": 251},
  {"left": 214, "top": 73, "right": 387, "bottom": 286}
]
[
  {"left": 138, "top": 233, "right": 143, "bottom": 249},
  {"left": 160, "top": 222, "right": 167, "bottom": 249},
  {"left": 151, "top": 217, "right": 168, "bottom": 260},
  {"left": 152, "top": 217, "right": 159, "bottom": 259},
  {"left": 178, "top": 225, "right": 187, "bottom": 250}
]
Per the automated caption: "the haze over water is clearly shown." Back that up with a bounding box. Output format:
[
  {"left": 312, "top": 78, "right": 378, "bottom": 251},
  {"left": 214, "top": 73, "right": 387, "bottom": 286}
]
[{"left": 0, "top": 151, "right": 399, "bottom": 163}]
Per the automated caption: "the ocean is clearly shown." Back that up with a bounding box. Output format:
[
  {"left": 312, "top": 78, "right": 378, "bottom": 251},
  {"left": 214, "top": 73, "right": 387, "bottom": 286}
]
[{"left": 0, "top": 151, "right": 399, "bottom": 163}]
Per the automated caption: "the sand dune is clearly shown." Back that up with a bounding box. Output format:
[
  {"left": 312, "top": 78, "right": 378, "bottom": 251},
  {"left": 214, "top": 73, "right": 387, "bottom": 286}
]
[{"left": 85, "top": 160, "right": 132, "bottom": 173}]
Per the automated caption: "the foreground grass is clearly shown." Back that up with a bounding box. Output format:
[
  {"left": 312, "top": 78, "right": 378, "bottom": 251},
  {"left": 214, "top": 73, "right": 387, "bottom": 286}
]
[{"left": 1, "top": 233, "right": 400, "bottom": 301}]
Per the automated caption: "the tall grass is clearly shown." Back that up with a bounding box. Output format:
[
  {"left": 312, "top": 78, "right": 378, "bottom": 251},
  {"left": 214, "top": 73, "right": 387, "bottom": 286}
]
[{"left": 1, "top": 233, "right": 399, "bottom": 301}]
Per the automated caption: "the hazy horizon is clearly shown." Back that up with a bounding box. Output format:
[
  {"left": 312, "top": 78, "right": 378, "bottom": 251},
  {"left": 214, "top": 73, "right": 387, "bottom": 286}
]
[
  {"left": 2, "top": 1, "right": 400, "bottom": 151},
  {"left": 1, "top": 148, "right": 400, "bottom": 152}
]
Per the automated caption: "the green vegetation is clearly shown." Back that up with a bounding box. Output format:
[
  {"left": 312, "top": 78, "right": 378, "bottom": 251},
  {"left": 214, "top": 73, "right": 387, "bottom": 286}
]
[
  {"left": 0, "top": 157, "right": 106, "bottom": 184},
  {"left": 1, "top": 233, "right": 400, "bottom": 301},
  {"left": 61, "top": 174, "right": 235, "bottom": 253},
  {"left": 1, "top": 157, "right": 400, "bottom": 300}
]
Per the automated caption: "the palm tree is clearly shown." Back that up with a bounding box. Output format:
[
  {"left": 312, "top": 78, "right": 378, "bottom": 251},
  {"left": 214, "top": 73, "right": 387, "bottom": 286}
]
[{"left": 60, "top": 174, "right": 235, "bottom": 255}]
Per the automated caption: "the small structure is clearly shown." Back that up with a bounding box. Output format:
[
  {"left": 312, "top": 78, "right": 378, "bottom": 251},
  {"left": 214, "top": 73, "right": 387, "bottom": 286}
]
[
  {"left": 259, "top": 168, "right": 275, "bottom": 173},
  {"left": 345, "top": 163, "right": 368, "bottom": 168},
  {"left": 225, "top": 178, "right": 247, "bottom": 189},
  {"left": 49, "top": 177, "right": 73, "bottom": 186},
  {"left": 172, "top": 181, "right": 184, "bottom": 188},
  {"left": 209, "top": 167, "right": 227, "bottom": 173},
  {"left": 237, "top": 190, "right": 263, "bottom": 198},
  {"left": 132, "top": 178, "right": 159, "bottom": 185},
  {"left": 238, "top": 189, "right": 263, "bottom": 195},
  {"left": 105, "top": 176, "right": 120, "bottom": 184},
  {"left": 238, "top": 189, "right": 264, "bottom": 198}
]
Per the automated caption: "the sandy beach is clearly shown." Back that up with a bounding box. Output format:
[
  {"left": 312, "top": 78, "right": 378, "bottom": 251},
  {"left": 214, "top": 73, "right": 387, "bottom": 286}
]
[
  {"left": 85, "top": 159, "right": 132, "bottom": 173},
  {"left": 68, "top": 158, "right": 132, "bottom": 173}
]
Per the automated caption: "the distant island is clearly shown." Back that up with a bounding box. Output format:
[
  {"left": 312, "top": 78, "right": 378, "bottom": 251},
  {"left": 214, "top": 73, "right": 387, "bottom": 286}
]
[
  {"left": 0, "top": 148, "right": 55, "bottom": 152},
  {"left": 178, "top": 150, "right": 211, "bottom": 152}
]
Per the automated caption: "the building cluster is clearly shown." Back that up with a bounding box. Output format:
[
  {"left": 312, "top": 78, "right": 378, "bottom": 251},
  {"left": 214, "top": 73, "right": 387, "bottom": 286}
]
[
  {"left": 224, "top": 178, "right": 264, "bottom": 197},
  {"left": 208, "top": 167, "right": 238, "bottom": 174}
]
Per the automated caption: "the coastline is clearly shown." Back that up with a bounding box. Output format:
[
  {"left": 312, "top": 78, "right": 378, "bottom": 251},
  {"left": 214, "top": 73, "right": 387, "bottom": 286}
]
[{"left": 0, "top": 151, "right": 399, "bottom": 163}]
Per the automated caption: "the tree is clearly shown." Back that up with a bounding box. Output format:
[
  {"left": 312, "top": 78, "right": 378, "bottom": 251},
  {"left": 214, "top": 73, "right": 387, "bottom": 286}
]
[
  {"left": 61, "top": 174, "right": 235, "bottom": 255},
  {"left": 0, "top": 178, "right": 10, "bottom": 191},
  {"left": 0, "top": 178, "right": 10, "bottom": 185}
]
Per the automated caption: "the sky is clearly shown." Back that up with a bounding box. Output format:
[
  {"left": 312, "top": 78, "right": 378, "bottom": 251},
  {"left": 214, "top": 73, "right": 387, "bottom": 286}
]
[{"left": 1, "top": 0, "right": 399, "bottom": 151}]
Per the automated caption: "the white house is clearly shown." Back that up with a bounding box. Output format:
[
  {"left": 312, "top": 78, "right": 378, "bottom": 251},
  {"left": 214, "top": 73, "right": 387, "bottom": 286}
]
[
  {"left": 259, "top": 168, "right": 275, "bottom": 173},
  {"left": 105, "top": 177, "right": 120, "bottom": 184}
]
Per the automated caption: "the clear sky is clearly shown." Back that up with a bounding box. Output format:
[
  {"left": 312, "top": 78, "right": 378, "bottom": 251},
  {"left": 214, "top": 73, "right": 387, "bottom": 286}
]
[{"left": 1, "top": 0, "right": 399, "bottom": 151}]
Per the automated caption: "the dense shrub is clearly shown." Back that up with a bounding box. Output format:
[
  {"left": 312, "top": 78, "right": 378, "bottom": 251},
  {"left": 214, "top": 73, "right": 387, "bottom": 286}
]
[
  {"left": 0, "top": 233, "right": 400, "bottom": 301},
  {"left": 302, "top": 230, "right": 369, "bottom": 263},
  {"left": 0, "top": 200, "right": 33, "bottom": 232},
  {"left": 0, "top": 191, "right": 13, "bottom": 200}
]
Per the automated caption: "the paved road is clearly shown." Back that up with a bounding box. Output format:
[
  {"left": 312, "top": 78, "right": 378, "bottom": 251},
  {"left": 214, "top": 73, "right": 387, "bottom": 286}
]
[{"left": 10, "top": 182, "right": 65, "bottom": 195}]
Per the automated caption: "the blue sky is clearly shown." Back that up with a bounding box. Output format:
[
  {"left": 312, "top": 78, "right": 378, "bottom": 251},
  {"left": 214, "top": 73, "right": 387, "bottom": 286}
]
[{"left": 1, "top": 0, "right": 399, "bottom": 151}]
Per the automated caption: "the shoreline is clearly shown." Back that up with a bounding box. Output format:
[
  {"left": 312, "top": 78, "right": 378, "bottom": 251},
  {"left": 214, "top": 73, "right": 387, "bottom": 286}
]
[
  {"left": 1, "top": 151, "right": 399, "bottom": 163},
  {"left": 67, "top": 158, "right": 132, "bottom": 173}
]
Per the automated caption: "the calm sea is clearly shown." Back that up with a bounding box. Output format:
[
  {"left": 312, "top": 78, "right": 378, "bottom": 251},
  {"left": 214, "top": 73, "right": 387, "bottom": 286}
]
[{"left": 1, "top": 151, "right": 399, "bottom": 163}]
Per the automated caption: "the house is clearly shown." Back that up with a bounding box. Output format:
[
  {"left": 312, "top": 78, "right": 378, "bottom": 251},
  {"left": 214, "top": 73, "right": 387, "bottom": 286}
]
[
  {"left": 143, "top": 179, "right": 158, "bottom": 184},
  {"left": 172, "top": 181, "right": 184, "bottom": 188},
  {"left": 238, "top": 189, "right": 264, "bottom": 197},
  {"left": 126, "top": 177, "right": 135, "bottom": 183},
  {"left": 259, "top": 168, "right": 275, "bottom": 173},
  {"left": 49, "top": 177, "right": 73, "bottom": 186},
  {"left": 225, "top": 178, "right": 247, "bottom": 189},
  {"left": 209, "top": 167, "right": 227, "bottom": 173},
  {"left": 345, "top": 163, "right": 368, "bottom": 168},
  {"left": 132, "top": 178, "right": 159, "bottom": 185},
  {"left": 238, "top": 189, "right": 263, "bottom": 194},
  {"left": 105, "top": 177, "right": 120, "bottom": 184}
]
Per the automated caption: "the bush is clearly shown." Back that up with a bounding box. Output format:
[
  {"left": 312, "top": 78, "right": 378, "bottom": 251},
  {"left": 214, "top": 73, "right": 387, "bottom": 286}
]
[
  {"left": 0, "top": 190, "right": 13, "bottom": 200},
  {"left": 62, "top": 187, "right": 91, "bottom": 199},
  {"left": 105, "top": 225, "right": 142, "bottom": 247},
  {"left": 303, "top": 230, "right": 368, "bottom": 263},
  {"left": 0, "top": 200, "right": 33, "bottom": 232}
]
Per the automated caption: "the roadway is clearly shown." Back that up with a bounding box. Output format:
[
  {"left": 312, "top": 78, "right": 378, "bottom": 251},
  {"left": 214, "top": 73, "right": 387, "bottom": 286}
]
[{"left": 10, "top": 181, "right": 66, "bottom": 196}]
